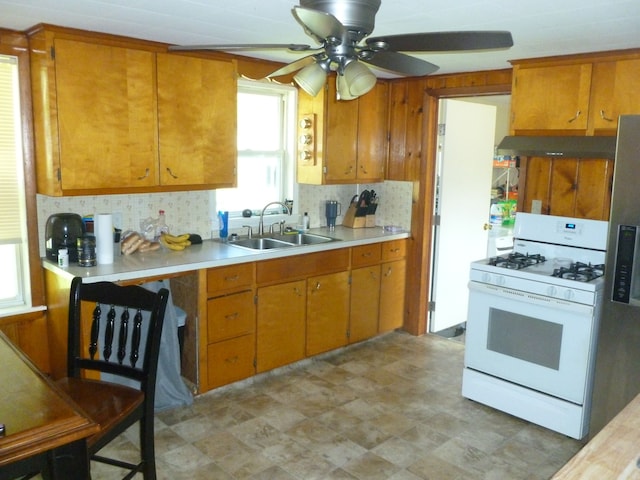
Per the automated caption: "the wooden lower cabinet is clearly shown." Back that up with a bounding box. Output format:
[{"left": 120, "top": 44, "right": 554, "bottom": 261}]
[
  {"left": 203, "top": 263, "right": 256, "bottom": 391},
  {"left": 349, "top": 265, "right": 381, "bottom": 343},
  {"left": 207, "top": 333, "right": 255, "bottom": 388},
  {"left": 306, "top": 271, "right": 350, "bottom": 356},
  {"left": 379, "top": 259, "right": 407, "bottom": 333},
  {"left": 256, "top": 280, "right": 306, "bottom": 373}
]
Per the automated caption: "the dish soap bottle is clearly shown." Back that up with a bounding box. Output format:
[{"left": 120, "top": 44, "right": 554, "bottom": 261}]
[{"left": 303, "top": 212, "right": 310, "bottom": 230}]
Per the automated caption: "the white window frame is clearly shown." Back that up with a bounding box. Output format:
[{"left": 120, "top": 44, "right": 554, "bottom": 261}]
[
  {"left": 0, "top": 54, "right": 32, "bottom": 315},
  {"left": 214, "top": 79, "right": 298, "bottom": 233}
]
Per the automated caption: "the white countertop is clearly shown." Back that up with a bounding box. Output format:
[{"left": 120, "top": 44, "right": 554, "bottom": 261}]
[{"left": 43, "top": 226, "right": 410, "bottom": 284}]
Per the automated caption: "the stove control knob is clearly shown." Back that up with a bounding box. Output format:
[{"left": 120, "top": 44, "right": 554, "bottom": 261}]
[
  {"left": 547, "top": 286, "right": 558, "bottom": 297},
  {"left": 482, "top": 273, "right": 491, "bottom": 283},
  {"left": 495, "top": 275, "right": 506, "bottom": 286},
  {"left": 564, "top": 289, "right": 575, "bottom": 300}
]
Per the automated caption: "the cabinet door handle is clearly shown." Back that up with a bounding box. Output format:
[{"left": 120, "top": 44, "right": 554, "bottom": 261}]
[
  {"left": 567, "top": 110, "right": 582, "bottom": 123},
  {"left": 344, "top": 165, "right": 354, "bottom": 175},
  {"left": 166, "top": 167, "right": 179, "bottom": 179},
  {"left": 599, "top": 110, "right": 615, "bottom": 122},
  {"left": 225, "top": 355, "right": 239, "bottom": 364},
  {"left": 361, "top": 252, "right": 372, "bottom": 258},
  {"left": 224, "top": 275, "right": 240, "bottom": 282},
  {"left": 293, "top": 287, "right": 303, "bottom": 296},
  {"left": 137, "top": 168, "right": 150, "bottom": 180},
  {"left": 384, "top": 267, "right": 393, "bottom": 277},
  {"left": 314, "top": 281, "right": 321, "bottom": 290},
  {"left": 224, "top": 312, "right": 239, "bottom": 321},
  {"left": 359, "top": 164, "right": 368, "bottom": 175}
]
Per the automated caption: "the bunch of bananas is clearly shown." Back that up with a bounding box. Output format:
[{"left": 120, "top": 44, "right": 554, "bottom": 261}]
[{"left": 160, "top": 233, "right": 191, "bottom": 251}]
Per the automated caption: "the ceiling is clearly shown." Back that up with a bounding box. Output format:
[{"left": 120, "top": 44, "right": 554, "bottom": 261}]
[{"left": 1, "top": 0, "right": 639, "bottom": 77}]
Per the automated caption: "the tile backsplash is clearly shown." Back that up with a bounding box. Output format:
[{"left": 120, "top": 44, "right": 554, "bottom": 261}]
[{"left": 36, "top": 181, "right": 413, "bottom": 257}]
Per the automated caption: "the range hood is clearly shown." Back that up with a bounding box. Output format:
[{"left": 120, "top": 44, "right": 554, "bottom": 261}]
[{"left": 497, "top": 135, "right": 617, "bottom": 159}]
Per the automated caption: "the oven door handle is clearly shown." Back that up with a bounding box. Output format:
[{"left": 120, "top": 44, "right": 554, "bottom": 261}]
[{"left": 468, "top": 281, "right": 596, "bottom": 316}]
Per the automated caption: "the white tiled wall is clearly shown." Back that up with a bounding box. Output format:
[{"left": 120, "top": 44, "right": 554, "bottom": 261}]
[{"left": 36, "top": 181, "right": 413, "bottom": 257}]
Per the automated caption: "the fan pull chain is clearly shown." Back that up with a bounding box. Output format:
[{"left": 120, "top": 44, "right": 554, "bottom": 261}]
[
  {"left": 89, "top": 302, "right": 101, "bottom": 359},
  {"left": 117, "top": 307, "right": 130, "bottom": 365}
]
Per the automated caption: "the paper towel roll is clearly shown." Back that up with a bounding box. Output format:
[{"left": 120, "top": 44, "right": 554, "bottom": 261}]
[{"left": 95, "top": 213, "right": 114, "bottom": 264}]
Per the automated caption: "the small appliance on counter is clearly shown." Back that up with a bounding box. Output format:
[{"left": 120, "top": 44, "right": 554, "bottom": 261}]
[{"left": 45, "top": 213, "right": 85, "bottom": 263}]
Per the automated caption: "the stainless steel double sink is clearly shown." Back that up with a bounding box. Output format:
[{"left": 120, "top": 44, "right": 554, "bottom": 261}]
[{"left": 228, "top": 232, "right": 340, "bottom": 251}]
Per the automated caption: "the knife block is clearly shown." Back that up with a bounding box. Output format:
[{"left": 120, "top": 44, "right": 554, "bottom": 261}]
[{"left": 342, "top": 202, "right": 366, "bottom": 228}]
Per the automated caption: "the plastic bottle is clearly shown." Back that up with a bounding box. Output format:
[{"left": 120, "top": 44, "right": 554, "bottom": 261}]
[
  {"left": 156, "top": 210, "right": 169, "bottom": 237},
  {"left": 303, "top": 212, "right": 310, "bottom": 230},
  {"left": 489, "top": 202, "right": 503, "bottom": 225},
  {"left": 57, "top": 248, "right": 69, "bottom": 268}
]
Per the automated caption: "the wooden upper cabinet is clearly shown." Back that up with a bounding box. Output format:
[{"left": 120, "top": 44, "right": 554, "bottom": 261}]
[
  {"left": 323, "top": 77, "right": 359, "bottom": 183},
  {"left": 589, "top": 58, "right": 640, "bottom": 135},
  {"left": 157, "top": 53, "right": 236, "bottom": 188},
  {"left": 511, "top": 63, "right": 592, "bottom": 133},
  {"left": 30, "top": 35, "right": 159, "bottom": 195},
  {"left": 510, "top": 50, "right": 640, "bottom": 136},
  {"left": 355, "top": 80, "right": 388, "bottom": 182},
  {"left": 28, "top": 26, "right": 238, "bottom": 195},
  {"left": 297, "top": 76, "right": 387, "bottom": 184}
]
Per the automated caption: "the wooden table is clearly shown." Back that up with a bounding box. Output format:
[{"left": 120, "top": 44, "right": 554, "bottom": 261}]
[
  {"left": 552, "top": 393, "right": 640, "bottom": 479},
  {"left": 0, "top": 331, "right": 98, "bottom": 480}
]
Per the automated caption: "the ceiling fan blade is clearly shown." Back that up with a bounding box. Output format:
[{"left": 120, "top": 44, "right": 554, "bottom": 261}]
[
  {"left": 292, "top": 6, "right": 345, "bottom": 44},
  {"left": 364, "top": 51, "right": 439, "bottom": 76},
  {"left": 366, "top": 31, "right": 513, "bottom": 52},
  {"left": 168, "top": 43, "right": 311, "bottom": 52},
  {"left": 266, "top": 55, "right": 318, "bottom": 78}
]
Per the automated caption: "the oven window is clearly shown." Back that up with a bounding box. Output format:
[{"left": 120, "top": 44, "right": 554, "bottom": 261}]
[{"left": 487, "top": 308, "right": 562, "bottom": 370}]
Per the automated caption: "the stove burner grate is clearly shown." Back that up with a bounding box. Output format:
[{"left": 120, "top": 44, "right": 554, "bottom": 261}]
[
  {"left": 489, "top": 252, "right": 546, "bottom": 270},
  {"left": 552, "top": 262, "right": 605, "bottom": 282}
]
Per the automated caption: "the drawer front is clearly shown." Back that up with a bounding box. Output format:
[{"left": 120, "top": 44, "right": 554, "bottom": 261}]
[
  {"left": 207, "top": 290, "right": 255, "bottom": 342},
  {"left": 381, "top": 239, "right": 407, "bottom": 261},
  {"left": 207, "top": 333, "right": 255, "bottom": 388},
  {"left": 256, "top": 248, "right": 349, "bottom": 285},
  {"left": 351, "top": 243, "right": 382, "bottom": 267},
  {"left": 207, "top": 263, "right": 254, "bottom": 294}
]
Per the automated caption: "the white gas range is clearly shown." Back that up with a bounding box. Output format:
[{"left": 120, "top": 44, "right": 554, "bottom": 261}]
[{"left": 462, "top": 213, "right": 608, "bottom": 440}]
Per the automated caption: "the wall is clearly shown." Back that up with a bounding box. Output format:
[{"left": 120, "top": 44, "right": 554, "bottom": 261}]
[{"left": 36, "top": 181, "right": 413, "bottom": 256}]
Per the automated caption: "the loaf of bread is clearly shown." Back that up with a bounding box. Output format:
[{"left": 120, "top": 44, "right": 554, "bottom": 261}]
[{"left": 121, "top": 232, "right": 145, "bottom": 255}]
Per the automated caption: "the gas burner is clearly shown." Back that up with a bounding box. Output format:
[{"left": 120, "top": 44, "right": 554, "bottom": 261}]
[
  {"left": 489, "top": 253, "right": 546, "bottom": 270},
  {"left": 552, "top": 262, "right": 605, "bottom": 282}
]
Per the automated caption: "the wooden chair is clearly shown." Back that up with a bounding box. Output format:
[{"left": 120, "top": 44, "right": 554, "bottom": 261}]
[{"left": 56, "top": 277, "right": 169, "bottom": 480}]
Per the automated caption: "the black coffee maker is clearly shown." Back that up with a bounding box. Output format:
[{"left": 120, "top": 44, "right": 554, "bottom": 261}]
[{"left": 45, "top": 213, "right": 85, "bottom": 262}]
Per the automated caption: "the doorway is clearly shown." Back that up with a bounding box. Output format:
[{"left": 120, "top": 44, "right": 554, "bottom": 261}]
[{"left": 428, "top": 95, "right": 512, "bottom": 338}]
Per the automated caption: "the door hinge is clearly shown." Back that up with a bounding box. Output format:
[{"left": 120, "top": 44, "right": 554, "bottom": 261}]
[
  {"left": 438, "top": 123, "right": 446, "bottom": 136},
  {"left": 50, "top": 46, "right": 55, "bottom": 60},
  {"left": 56, "top": 167, "right": 61, "bottom": 182},
  {"left": 253, "top": 358, "right": 257, "bottom": 368},
  {"left": 432, "top": 214, "right": 440, "bottom": 226},
  {"left": 254, "top": 294, "right": 258, "bottom": 305},
  {"left": 323, "top": 166, "right": 327, "bottom": 174},
  {"left": 348, "top": 274, "right": 352, "bottom": 285},
  {"left": 428, "top": 301, "right": 436, "bottom": 313}
]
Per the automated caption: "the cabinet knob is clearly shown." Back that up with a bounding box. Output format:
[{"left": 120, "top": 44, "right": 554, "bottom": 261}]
[{"left": 166, "top": 167, "right": 179, "bottom": 179}]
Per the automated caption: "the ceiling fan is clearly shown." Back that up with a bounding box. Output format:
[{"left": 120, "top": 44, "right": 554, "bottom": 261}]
[{"left": 169, "top": 0, "right": 513, "bottom": 100}]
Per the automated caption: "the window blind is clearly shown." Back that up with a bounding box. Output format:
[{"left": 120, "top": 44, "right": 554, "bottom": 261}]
[{"left": 0, "top": 56, "right": 24, "bottom": 244}]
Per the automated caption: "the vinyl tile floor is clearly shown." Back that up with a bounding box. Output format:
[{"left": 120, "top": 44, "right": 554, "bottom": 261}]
[{"left": 87, "top": 331, "right": 583, "bottom": 479}]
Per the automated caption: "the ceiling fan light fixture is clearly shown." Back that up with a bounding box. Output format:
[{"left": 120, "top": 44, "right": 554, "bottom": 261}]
[
  {"left": 337, "top": 73, "right": 357, "bottom": 100},
  {"left": 294, "top": 61, "right": 328, "bottom": 96},
  {"left": 343, "top": 60, "right": 376, "bottom": 96}
]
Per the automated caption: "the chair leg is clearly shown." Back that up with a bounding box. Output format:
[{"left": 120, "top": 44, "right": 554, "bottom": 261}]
[{"left": 140, "top": 417, "right": 156, "bottom": 480}]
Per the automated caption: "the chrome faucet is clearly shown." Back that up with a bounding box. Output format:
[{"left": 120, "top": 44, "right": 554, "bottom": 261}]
[{"left": 258, "top": 201, "right": 291, "bottom": 236}]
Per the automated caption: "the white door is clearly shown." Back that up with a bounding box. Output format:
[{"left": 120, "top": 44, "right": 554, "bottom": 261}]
[{"left": 429, "top": 98, "right": 496, "bottom": 333}]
